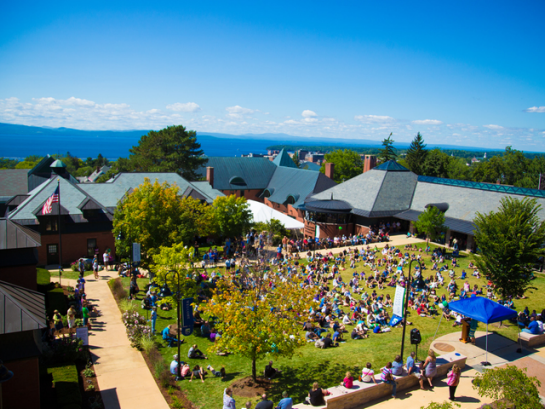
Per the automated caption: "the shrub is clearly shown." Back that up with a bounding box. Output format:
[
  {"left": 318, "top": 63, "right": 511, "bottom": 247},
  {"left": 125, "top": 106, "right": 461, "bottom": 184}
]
[
  {"left": 44, "top": 336, "right": 87, "bottom": 364},
  {"left": 82, "top": 368, "right": 95, "bottom": 378},
  {"left": 119, "top": 299, "right": 138, "bottom": 314},
  {"left": 109, "top": 278, "right": 128, "bottom": 300},
  {"left": 138, "top": 336, "right": 157, "bottom": 355},
  {"left": 122, "top": 310, "right": 150, "bottom": 347}
]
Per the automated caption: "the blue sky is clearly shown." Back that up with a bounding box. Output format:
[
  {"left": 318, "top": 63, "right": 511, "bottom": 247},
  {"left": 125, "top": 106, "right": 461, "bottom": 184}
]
[{"left": 1, "top": 1, "right": 544, "bottom": 150}]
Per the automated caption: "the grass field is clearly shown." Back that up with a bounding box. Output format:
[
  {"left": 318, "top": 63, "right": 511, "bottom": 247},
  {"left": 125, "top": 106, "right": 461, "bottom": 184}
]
[{"left": 117, "top": 242, "right": 545, "bottom": 408}]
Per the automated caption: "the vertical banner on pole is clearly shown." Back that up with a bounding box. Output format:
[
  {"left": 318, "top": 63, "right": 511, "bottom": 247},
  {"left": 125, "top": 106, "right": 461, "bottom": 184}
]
[
  {"left": 393, "top": 285, "right": 406, "bottom": 317},
  {"left": 132, "top": 243, "right": 141, "bottom": 263},
  {"left": 315, "top": 225, "right": 320, "bottom": 238},
  {"left": 181, "top": 298, "right": 194, "bottom": 336}
]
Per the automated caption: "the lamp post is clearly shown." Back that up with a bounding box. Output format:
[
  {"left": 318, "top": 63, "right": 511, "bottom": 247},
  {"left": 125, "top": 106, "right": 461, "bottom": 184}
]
[
  {"left": 116, "top": 222, "right": 132, "bottom": 277},
  {"left": 166, "top": 270, "right": 183, "bottom": 381},
  {"left": 400, "top": 258, "right": 422, "bottom": 361}
]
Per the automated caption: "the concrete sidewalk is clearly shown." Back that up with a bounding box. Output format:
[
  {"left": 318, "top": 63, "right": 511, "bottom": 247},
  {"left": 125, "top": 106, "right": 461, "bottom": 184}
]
[{"left": 51, "top": 270, "right": 169, "bottom": 409}]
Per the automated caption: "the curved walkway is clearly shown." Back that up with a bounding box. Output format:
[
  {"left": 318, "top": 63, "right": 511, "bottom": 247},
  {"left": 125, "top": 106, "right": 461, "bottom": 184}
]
[{"left": 51, "top": 270, "right": 169, "bottom": 409}]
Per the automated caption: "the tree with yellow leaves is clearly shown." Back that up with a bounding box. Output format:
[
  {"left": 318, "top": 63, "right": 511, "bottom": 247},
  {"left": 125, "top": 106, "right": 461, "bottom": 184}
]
[
  {"left": 113, "top": 178, "right": 216, "bottom": 267},
  {"left": 201, "top": 263, "right": 317, "bottom": 381}
]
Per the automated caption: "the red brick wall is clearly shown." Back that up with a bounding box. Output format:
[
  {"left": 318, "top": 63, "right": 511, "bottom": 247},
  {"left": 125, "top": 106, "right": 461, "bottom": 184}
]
[
  {"left": 220, "top": 189, "right": 264, "bottom": 202},
  {"left": 303, "top": 220, "right": 355, "bottom": 238},
  {"left": 39, "top": 231, "right": 115, "bottom": 266},
  {"left": 2, "top": 357, "right": 40, "bottom": 409},
  {"left": 0, "top": 264, "right": 37, "bottom": 291},
  {"left": 354, "top": 224, "right": 370, "bottom": 235}
]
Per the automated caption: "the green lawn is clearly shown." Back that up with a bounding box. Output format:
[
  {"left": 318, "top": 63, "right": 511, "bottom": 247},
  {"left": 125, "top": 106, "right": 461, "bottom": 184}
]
[
  {"left": 47, "top": 364, "right": 82, "bottom": 408},
  {"left": 37, "top": 268, "right": 51, "bottom": 286},
  {"left": 50, "top": 269, "right": 93, "bottom": 281},
  {"left": 117, "top": 242, "right": 545, "bottom": 408}
]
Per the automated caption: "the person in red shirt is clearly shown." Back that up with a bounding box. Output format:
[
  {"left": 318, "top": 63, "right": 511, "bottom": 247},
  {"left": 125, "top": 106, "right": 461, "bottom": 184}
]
[{"left": 341, "top": 371, "right": 354, "bottom": 389}]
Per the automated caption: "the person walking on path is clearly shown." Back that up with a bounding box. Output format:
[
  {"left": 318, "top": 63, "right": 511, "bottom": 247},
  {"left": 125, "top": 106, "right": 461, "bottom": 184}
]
[
  {"left": 447, "top": 364, "right": 461, "bottom": 401},
  {"left": 93, "top": 255, "right": 99, "bottom": 279}
]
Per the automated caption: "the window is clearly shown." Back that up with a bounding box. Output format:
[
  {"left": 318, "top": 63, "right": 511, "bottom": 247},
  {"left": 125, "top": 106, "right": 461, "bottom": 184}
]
[
  {"left": 48, "top": 244, "right": 58, "bottom": 255},
  {"left": 87, "top": 238, "right": 97, "bottom": 257},
  {"left": 45, "top": 218, "right": 58, "bottom": 232}
]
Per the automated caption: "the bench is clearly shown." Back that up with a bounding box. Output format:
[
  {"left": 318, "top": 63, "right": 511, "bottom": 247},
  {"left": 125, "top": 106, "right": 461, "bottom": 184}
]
[
  {"left": 293, "top": 352, "right": 467, "bottom": 409},
  {"left": 519, "top": 332, "right": 545, "bottom": 348}
]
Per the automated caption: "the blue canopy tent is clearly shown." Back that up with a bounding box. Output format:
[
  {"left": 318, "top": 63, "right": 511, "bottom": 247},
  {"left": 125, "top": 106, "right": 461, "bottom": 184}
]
[{"left": 448, "top": 295, "right": 517, "bottom": 364}]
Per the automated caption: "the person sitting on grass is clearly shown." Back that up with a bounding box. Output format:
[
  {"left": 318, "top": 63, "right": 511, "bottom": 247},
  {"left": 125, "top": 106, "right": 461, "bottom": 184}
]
[
  {"left": 264, "top": 360, "right": 282, "bottom": 378},
  {"left": 188, "top": 344, "right": 208, "bottom": 359},
  {"left": 189, "top": 365, "right": 205, "bottom": 383},
  {"left": 522, "top": 316, "right": 541, "bottom": 334},
  {"left": 275, "top": 391, "right": 293, "bottom": 409},
  {"left": 170, "top": 354, "right": 181, "bottom": 375},
  {"left": 162, "top": 325, "right": 183, "bottom": 347},
  {"left": 207, "top": 364, "right": 226, "bottom": 378}
]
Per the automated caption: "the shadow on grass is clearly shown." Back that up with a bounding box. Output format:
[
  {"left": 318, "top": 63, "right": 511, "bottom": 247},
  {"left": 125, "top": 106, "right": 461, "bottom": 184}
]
[{"left": 269, "top": 361, "right": 362, "bottom": 403}]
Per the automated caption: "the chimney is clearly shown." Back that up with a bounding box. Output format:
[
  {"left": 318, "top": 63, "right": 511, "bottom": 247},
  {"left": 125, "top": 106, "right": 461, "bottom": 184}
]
[
  {"left": 206, "top": 167, "right": 214, "bottom": 188},
  {"left": 363, "top": 155, "right": 377, "bottom": 173},
  {"left": 325, "top": 162, "right": 334, "bottom": 180}
]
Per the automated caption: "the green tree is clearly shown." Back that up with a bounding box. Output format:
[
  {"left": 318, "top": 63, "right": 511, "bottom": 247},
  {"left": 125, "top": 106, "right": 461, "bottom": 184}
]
[
  {"left": 291, "top": 154, "right": 300, "bottom": 168},
  {"left": 96, "top": 157, "right": 132, "bottom": 183},
  {"left": 472, "top": 365, "right": 541, "bottom": 409},
  {"left": 405, "top": 132, "right": 427, "bottom": 175},
  {"left": 378, "top": 133, "right": 397, "bottom": 163},
  {"left": 213, "top": 195, "right": 253, "bottom": 238},
  {"left": 319, "top": 149, "right": 363, "bottom": 183},
  {"left": 253, "top": 218, "right": 288, "bottom": 246},
  {"left": 200, "top": 263, "right": 316, "bottom": 380},
  {"left": 447, "top": 157, "right": 472, "bottom": 181},
  {"left": 150, "top": 242, "right": 198, "bottom": 307},
  {"left": 473, "top": 197, "right": 545, "bottom": 299},
  {"left": 422, "top": 149, "right": 452, "bottom": 178},
  {"left": 414, "top": 206, "right": 446, "bottom": 243},
  {"left": 128, "top": 125, "right": 208, "bottom": 180},
  {"left": 113, "top": 178, "right": 215, "bottom": 267},
  {"left": 178, "top": 196, "right": 218, "bottom": 245}
]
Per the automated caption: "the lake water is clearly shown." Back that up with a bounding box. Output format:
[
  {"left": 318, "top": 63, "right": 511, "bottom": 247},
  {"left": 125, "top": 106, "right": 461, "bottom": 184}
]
[{"left": 0, "top": 133, "right": 280, "bottom": 159}]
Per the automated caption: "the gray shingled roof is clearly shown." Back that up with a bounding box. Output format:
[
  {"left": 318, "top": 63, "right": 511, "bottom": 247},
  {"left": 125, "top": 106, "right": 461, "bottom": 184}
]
[
  {"left": 410, "top": 181, "right": 545, "bottom": 222},
  {"left": 0, "top": 280, "right": 46, "bottom": 334},
  {"left": 79, "top": 173, "right": 223, "bottom": 206},
  {"left": 309, "top": 167, "right": 417, "bottom": 217},
  {"left": 197, "top": 157, "right": 277, "bottom": 190},
  {"left": 0, "top": 169, "right": 29, "bottom": 196},
  {"left": 395, "top": 209, "right": 476, "bottom": 235},
  {"left": 265, "top": 167, "right": 332, "bottom": 208}
]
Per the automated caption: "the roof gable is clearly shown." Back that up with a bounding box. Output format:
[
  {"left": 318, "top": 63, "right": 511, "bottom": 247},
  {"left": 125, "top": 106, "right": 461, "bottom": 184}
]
[
  {"left": 272, "top": 149, "right": 298, "bottom": 169},
  {"left": 198, "top": 157, "right": 277, "bottom": 190}
]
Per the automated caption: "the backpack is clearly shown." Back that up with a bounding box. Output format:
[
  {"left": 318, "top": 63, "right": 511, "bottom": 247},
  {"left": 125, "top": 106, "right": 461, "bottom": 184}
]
[{"left": 315, "top": 340, "right": 325, "bottom": 349}]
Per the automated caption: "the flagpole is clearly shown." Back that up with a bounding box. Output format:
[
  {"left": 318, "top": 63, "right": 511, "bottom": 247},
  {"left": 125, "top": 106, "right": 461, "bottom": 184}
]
[{"left": 57, "top": 179, "right": 63, "bottom": 286}]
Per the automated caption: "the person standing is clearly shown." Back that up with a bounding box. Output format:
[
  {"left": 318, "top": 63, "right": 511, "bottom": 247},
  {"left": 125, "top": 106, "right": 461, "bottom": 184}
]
[
  {"left": 422, "top": 349, "right": 437, "bottom": 388},
  {"left": 82, "top": 305, "right": 90, "bottom": 329},
  {"left": 150, "top": 306, "right": 157, "bottom": 334},
  {"left": 67, "top": 305, "right": 76, "bottom": 334},
  {"left": 103, "top": 250, "right": 110, "bottom": 271},
  {"left": 447, "top": 364, "right": 461, "bottom": 401},
  {"left": 92, "top": 255, "right": 99, "bottom": 279}
]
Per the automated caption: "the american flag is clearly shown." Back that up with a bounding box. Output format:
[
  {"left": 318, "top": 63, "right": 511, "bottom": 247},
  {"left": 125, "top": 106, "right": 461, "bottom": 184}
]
[{"left": 42, "top": 186, "right": 60, "bottom": 215}]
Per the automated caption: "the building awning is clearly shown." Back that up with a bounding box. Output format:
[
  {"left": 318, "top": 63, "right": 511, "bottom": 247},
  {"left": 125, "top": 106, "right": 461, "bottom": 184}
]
[
  {"left": 0, "top": 280, "right": 46, "bottom": 335},
  {"left": 395, "top": 209, "right": 476, "bottom": 235},
  {"left": 304, "top": 200, "right": 352, "bottom": 214}
]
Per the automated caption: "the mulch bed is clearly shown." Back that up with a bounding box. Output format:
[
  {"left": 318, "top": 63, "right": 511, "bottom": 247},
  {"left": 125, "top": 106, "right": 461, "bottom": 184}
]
[
  {"left": 77, "top": 359, "right": 102, "bottom": 408},
  {"left": 231, "top": 376, "right": 273, "bottom": 398},
  {"left": 141, "top": 350, "right": 197, "bottom": 409}
]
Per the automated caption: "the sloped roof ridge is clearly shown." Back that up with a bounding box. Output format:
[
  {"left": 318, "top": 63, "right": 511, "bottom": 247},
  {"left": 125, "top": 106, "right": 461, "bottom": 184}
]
[
  {"left": 0, "top": 280, "right": 46, "bottom": 332},
  {"left": 272, "top": 149, "right": 298, "bottom": 169},
  {"left": 7, "top": 177, "right": 55, "bottom": 220}
]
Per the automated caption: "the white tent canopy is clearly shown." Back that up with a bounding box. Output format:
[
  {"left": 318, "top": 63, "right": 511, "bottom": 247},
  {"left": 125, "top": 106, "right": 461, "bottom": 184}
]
[{"left": 247, "top": 200, "right": 304, "bottom": 230}]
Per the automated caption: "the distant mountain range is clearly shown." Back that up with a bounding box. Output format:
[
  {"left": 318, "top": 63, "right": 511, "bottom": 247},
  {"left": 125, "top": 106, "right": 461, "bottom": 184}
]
[{"left": 0, "top": 122, "right": 499, "bottom": 152}]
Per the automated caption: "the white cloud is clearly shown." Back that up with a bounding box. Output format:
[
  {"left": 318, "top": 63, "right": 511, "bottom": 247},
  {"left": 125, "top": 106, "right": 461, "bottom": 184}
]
[
  {"left": 166, "top": 102, "right": 201, "bottom": 112},
  {"left": 525, "top": 106, "right": 545, "bottom": 113},
  {"left": 354, "top": 114, "right": 395, "bottom": 123},
  {"left": 302, "top": 110, "right": 317, "bottom": 118},
  {"left": 412, "top": 119, "right": 443, "bottom": 125},
  {"left": 226, "top": 105, "right": 256, "bottom": 115},
  {"left": 483, "top": 124, "right": 504, "bottom": 130}
]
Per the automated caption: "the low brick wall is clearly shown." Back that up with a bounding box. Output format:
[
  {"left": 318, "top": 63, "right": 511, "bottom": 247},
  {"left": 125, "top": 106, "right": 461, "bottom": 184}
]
[
  {"left": 294, "top": 352, "right": 466, "bottom": 409},
  {"left": 519, "top": 332, "right": 545, "bottom": 348}
]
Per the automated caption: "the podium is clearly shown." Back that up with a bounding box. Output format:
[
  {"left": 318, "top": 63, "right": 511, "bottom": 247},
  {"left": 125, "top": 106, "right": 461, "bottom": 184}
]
[{"left": 459, "top": 319, "right": 471, "bottom": 343}]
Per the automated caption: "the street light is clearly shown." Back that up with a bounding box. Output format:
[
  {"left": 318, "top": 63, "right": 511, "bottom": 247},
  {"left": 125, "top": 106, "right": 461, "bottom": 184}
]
[
  {"left": 116, "top": 222, "right": 132, "bottom": 277},
  {"left": 166, "top": 270, "right": 183, "bottom": 381},
  {"left": 400, "top": 258, "right": 423, "bottom": 361}
]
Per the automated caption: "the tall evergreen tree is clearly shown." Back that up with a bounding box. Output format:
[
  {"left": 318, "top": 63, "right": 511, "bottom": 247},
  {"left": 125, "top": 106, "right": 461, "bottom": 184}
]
[
  {"left": 379, "top": 133, "right": 397, "bottom": 162},
  {"left": 406, "top": 132, "right": 427, "bottom": 175}
]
